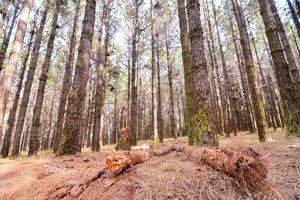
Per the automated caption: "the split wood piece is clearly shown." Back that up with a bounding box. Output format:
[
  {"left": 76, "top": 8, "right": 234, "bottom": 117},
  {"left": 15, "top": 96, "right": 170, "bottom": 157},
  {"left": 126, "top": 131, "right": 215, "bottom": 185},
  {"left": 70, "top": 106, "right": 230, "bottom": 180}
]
[
  {"left": 106, "top": 150, "right": 150, "bottom": 173},
  {"left": 201, "top": 147, "right": 267, "bottom": 190}
]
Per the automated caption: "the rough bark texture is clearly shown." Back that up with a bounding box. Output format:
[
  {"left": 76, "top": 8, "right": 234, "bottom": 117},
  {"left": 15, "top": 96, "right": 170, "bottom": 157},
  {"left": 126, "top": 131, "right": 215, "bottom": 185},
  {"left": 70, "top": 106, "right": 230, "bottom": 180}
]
[
  {"left": 0, "top": 0, "right": 20, "bottom": 72},
  {"left": 231, "top": 0, "right": 270, "bottom": 142},
  {"left": 0, "top": 0, "right": 34, "bottom": 148},
  {"left": 11, "top": 0, "right": 50, "bottom": 157},
  {"left": 28, "top": 0, "right": 61, "bottom": 156},
  {"left": 57, "top": 0, "right": 96, "bottom": 155},
  {"left": 287, "top": 0, "right": 300, "bottom": 39},
  {"left": 53, "top": 0, "right": 81, "bottom": 153},
  {"left": 258, "top": 0, "right": 300, "bottom": 136},
  {"left": 0, "top": 29, "right": 35, "bottom": 158},
  {"left": 186, "top": 0, "right": 218, "bottom": 146},
  {"left": 201, "top": 148, "right": 267, "bottom": 190},
  {"left": 92, "top": 0, "right": 111, "bottom": 152}
]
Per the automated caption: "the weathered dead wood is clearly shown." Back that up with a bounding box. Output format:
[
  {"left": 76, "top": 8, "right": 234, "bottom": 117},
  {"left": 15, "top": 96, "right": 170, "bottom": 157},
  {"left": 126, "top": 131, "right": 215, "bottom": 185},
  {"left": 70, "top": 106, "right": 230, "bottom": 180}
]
[
  {"left": 106, "top": 150, "right": 150, "bottom": 173},
  {"left": 201, "top": 148, "right": 267, "bottom": 190}
]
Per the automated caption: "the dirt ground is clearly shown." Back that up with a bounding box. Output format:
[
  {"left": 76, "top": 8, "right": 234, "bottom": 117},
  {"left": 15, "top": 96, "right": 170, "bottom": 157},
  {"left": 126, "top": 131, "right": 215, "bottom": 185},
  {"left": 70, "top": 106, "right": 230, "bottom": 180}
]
[{"left": 0, "top": 129, "right": 299, "bottom": 200}]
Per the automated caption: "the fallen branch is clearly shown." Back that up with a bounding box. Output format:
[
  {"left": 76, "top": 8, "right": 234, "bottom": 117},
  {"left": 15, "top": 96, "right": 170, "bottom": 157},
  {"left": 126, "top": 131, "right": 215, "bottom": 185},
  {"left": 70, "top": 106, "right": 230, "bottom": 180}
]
[{"left": 201, "top": 147, "right": 267, "bottom": 190}]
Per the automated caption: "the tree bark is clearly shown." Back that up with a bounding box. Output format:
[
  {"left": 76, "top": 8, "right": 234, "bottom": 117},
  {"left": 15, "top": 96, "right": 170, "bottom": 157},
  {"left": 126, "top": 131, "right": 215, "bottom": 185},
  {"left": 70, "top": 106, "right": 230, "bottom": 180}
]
[
  {"left": 287, "top": 0, "right": 300, "bottom": 39},
  {"left": 28, "top": 0, "right": 62, "bottom": 156},
  {"left": 0, "top": 0, "right": 20, "bottom": 72},
  {"left": 1, "top": 29, "right": 34, "bottom": 158},
  {"left": 156, "top": 33, "right": 163, "bottom": 143},
  {"left": 186, "top": 0, "right": 218, "bottom": 146},
  {"left": 0, "top": 0, "right": 34, "bottom": 148},
  {"left": 57, "top": 0, "right": 96, "bottom": 155},
  {"left": 231, "top": 0, "right": 270, "bottom": 142},
  {"left": 53, "top": 0, "right": 81, "bottom": 153},
  {"left": 258, "top": 0, "right": 300, "bottom": 136},
  {"left": 11, "top": 0, "right": 50, "bottom": 157},
  {"left": 92, "top": 0, "right": 112, "bottom": 152}
]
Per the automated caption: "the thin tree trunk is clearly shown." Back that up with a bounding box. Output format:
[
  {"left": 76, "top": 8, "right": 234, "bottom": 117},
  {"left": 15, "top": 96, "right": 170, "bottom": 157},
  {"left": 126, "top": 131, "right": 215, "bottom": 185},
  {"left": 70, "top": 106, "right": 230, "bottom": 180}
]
[
  {"left": 0, "top": 0, "right": 20, "bottom": 72},
  {"left": 231, "top": 0, "right": 270, "bottom": 142},
  {"left": 28, "top": 0, "right": 61, "bottom": 156},
  {"left": 57, "top": 0, "right": 96, "bottom": 155},
  {"left": 1, "top": 29, "right": 34, "bottom": 158},
  {"left": 92, "top": 0, "right": 112, "bottom": 152},
  {"left": 258, "top": 0, "right": 300, "bottom": 135},
  {"left": 11, "top": 0, "right": 50, "bottom": 157},
  {"left": 156, "top": 33, "right": 163, "bottom": 143},
  {"left": 165, "top": 26, "right": 176, "bottom": 138},
  {"left": 0, "top": 0, "right": 34, "bottom": 148},
  {"left": 53, "top": 0, "right": 81, "bottom": 153},
  {"left": 44, "top": 91, "right": 56, "bottom": 150},
  {"left": 0, "top": 0, "right": 10, "bottom": 21},
  {"left": 186, "top": 0, "right": 218, "bottom": 145},
  {"left": 287, "top": 0, "right": 300, "bottom": 39}
]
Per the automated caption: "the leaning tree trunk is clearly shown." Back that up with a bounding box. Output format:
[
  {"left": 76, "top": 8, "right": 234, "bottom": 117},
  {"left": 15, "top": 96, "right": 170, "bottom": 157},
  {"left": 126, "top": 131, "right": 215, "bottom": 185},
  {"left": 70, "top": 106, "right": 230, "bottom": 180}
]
[
  {"left": 57, "top": 0, "right": 96, "bottom": 155},
  {"left": 1, "top": 29, "right": 34, "bottom": 158},
  {"left": 53, "top": 0, "right": 81, "bottom": 153},
  {"left": 231, "top": 0, "right": 270, "bottom": 142},
  {"left": 258, "top": 0, "right": 300, "bottom": 136},
  {"left": 0, "top": 0, "right": 20, "bottom": 72},
  {"left": 0, "top": 0, "right": 34, "bottom": 148},
  {"left": 28, "top": 0, "right": 61, "bottom": 156},
  {"left": 11, "top": 0, "right": 50, "bottom": 157},
  {"left": 92, "top": 0, "right": 112, "bottom": 152},
  {"left": 186, "top": 0, "right": 218, "bottom": 146}
]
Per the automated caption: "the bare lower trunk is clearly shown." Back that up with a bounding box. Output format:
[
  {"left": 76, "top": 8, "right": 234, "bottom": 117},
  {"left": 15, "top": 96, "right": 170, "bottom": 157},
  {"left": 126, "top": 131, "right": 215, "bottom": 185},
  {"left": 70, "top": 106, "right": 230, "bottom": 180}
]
[
  {"left": 1, "top": 29, "right": 34, "bottom": 158},
  {"left": 28, "top": 1, "right": 61, "bottom": 156},
  {"left": 156, "top": 33, "right": 163, "bottom": 143},
  {"left": 57, "top": 0, "right": 96, "bottom": 155},
  {"left": 11, "top": 0, "right": 49, "bottom": 157},
  {"left": 53, "top": 0, "right": 81, "bottom": 153},
  {"left": 0, "top": 0, "right": 34, "bottom": 148},
  {"left": 231, "top": 0, "right": 269, "bottom": 142}
]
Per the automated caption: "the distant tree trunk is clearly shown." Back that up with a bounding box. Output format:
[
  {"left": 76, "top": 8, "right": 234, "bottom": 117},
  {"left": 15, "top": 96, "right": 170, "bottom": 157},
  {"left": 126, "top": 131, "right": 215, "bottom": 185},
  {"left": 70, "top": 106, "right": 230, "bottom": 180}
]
[
  {"left": 165, "top": 27, "right": 176, "bottom": 138},
  {"left": 295, "top": 0, "right": 300, "bottom": 18},
  {"left": 129, "top": 0, "right": 139, "bottom": 147},
  {"left": 269, "top": 0, "right": 300, "bottom": 88},
  {"left": 177, "top": 0, "right": 191, "bottom": 137},
  {"left": 57, "top": 0, "right": 96, "bottom": 155},
  {"left": 1, "top": 29, "right": 34, "bottom": 158},
  {"left": 28, "top": 0, "right": 61, "bottom": 156},
  {"left": 0, "top": 0, "right": 34, "bottom": 148},
  {"left": 156, "top": 33, "right": 163, "bottom": 143},
  {"left": 127, "top": 57, "right": 131, "bottom": 126},
  {"left": 112, "top": 88, "right": 118, "bottom": 144},
  {"left": 258, "top": 0, "right": 300, "bottom": 135},
  {"left": 212, "top": 0, "right": 233, "bottom": 137},
  {"left": 287, "top": 0, "right": 300, "bottom": 39},
  {"left": 229, "top": 15, "right": 254, "bottom": 132},
  {"left": 0, "top": 0, "right": 10, "bottom": 21},
  {"left": 266, "top": 76, "right": 279, "bottom": 131},
  {"left": 231, "top": 0, "right": 270, "bottom": 142},
  {"left": 44, "top": 92, "right": 55, "bottom": 150},
  {"left": 92, "top": 0, "right": 111, "bottom": 152},
  {"left": 186, "top": 0, "right": 218, "bottom": 145},
  {"left": 203, "top": 0, "right": 222, "bottom": 135},
  {"left": 53, "top": 0, "right": 80, "bottom": 153},
  {"left": 0, "top": 0, "right": 20, "bottom": 72},
  {"left": 11, "top": 0, "right": 50, "bottom": 157}
]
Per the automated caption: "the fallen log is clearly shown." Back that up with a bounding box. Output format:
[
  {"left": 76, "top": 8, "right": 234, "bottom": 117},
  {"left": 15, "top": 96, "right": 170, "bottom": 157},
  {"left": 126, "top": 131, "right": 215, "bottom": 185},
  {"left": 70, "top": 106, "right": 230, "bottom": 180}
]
[
  {"left": 106, "top": 150, "right": 150, "bottom": 173},
  {"left": 201, "top": 147, "right": 267, "bottom": 190}
]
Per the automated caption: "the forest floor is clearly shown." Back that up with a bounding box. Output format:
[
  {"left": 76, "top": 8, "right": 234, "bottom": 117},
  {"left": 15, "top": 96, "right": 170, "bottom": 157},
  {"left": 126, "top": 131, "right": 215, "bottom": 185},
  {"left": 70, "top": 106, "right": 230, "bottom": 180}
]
[{"left": 0, "top": 129, "right": 299, "bottom": 200}]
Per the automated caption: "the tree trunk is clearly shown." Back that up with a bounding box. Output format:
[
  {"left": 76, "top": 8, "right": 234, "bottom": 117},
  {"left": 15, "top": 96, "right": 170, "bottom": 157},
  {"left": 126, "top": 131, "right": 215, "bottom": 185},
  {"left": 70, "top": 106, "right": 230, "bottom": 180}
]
[
  {"left": 258, "top": 0, "right": 300, "bottom": 136},
  {"left": 186, "top": 0, "right": 218, "bottom": 146},
  {"left": 0, "top": 0, "right": 34, "bottom": 148},
  {"left": 287, "top": 0, "right": 300, "bottom": 39},
  {"left": 28, "top": 0, "right": 61, "bottom": 156},
  {"left": 57, "top": 0, "right": 96, "bottom": 155},
  {"left": 92, "top": 0, "right": 111, "bottom": 152},
  {"left": 1, "top": 29, "right": 34, "bottom": 158},
  {"left": 269, "top": 0, "right": 300, "bottom": 90},
  {"left": 212, "top": 0, "right": 233, "bottom": 136},
  {"left": 0, "top": 0, "right": 20, "bottom": 72},
  {"left": 53, "top": 0, "right": 81, "bottom": 153},
  {"left": 11, "top": 0, "right": 50, "bottom": 157},
  {"left": 0, "top": 0, "right": 10, "bottom": 21},
  {"left": 156, "top": 33, "right": 163, "bottom": 143},
  {"left": 231, "top": 0, "right": 270, "bottom": 142}
]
